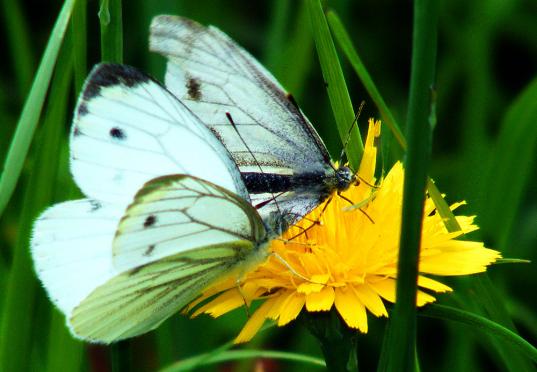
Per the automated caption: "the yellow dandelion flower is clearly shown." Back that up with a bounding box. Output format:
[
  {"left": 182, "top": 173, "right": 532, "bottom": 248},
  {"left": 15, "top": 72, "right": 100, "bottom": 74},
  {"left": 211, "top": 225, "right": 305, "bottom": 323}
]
[{"left": 189, "top": 119, "right": 501, "bottom": 343}]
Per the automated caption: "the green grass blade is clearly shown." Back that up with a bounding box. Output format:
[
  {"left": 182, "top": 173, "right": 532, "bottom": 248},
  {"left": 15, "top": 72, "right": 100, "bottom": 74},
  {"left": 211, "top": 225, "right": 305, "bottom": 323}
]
[
  {"left": 474, "top": 275, "right": 536, "bottom": 371},
  {"left": 327, "top": 10, "right": 406, "bottom": 150},
  {"left": 264, "top": 0, "right": 291, "bottom": 71},
  {"left": 420, "top": 304, "right": 537, "bottom": 364},
  {"left": 0, "top": 0, "right": 77, "bottom": 217},
  {"left": 265, "top": 2, "right": 313, "bottom": 99},
  {"left": 382, "top": 1, "right": 438, "bottom": 371},
  {"left": 99, "top": 0, "right": 123, "bottom": 63},
  {"left": 306, "top": 0, "right": 362, "bottom": 168},
  {"left": 45, "top": 310, "right": 84, "bottom": 372},
  {"left": 71, "top": 0, "right": 88, "bottom": 93},
  {"left": 1, "top": 0, "right": 35, "bottom": 95},
  {"left": 161, "top": 350, "right": 325, "bottom": 371},
  {"left": 426, "top": 178, "right": 462, "bottom": 232},
  {"left": 0, "top": 32, "right": 75, "bottom": 371},
  {"left": 479, "top": 76, "right": 537, "bottom": 253}
]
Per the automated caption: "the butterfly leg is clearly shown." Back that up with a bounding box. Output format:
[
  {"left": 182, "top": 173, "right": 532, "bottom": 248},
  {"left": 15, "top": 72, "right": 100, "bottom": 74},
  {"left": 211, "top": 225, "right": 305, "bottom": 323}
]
[
  {"left": 271, "top": 252, "right": 326, "bottom": 285},
  {"left": 235, "top": 277, "right": 251, "bottom": 319},
  {"left": 336, "top": 190, "right": 375, "bottom": 224},
  {"left": 285, "top": 197, "right": 334, "bottom": 241}
]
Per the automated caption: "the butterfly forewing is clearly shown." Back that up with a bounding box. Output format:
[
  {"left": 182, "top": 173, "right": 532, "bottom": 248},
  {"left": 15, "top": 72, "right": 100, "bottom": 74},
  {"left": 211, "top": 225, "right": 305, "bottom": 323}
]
[
  {"left": 113, "top": 174, "right": 267, "bottom": 272},
  {"left": 150, "top": 16, "right": 337, "bottom": 224},
  {"left": 70, "top": 63, "right": 248, "bottom": 205}
]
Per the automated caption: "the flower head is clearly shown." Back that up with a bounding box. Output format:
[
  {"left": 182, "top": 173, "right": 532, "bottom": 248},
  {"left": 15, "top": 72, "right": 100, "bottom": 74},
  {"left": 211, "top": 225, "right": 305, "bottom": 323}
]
[{"left": 189, "top": 119, "right": 501, "bottom": 343}]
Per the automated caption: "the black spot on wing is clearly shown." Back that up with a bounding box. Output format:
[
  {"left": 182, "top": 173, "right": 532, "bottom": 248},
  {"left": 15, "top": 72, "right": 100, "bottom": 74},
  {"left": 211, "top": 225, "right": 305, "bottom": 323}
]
[
  {"left": 77, "top": 102, "right": 89, "bottom": 117},
  {"left": 110, "top": 127, "right": 126, "bottom": 140},
  {"left": 144, "top": 215, "right": 156, "bottom": 228},
  {"left": 89, "top": 200, "right": 102, "bottom": 211},
  {"left": 73, "top": 126, "right": 81, "bottom": 137},
  {"left": 83, "top": 63, "right": 152, "bottom": 100},
  {"left": 186, "top": 77, "right": 202, "bottom": 101},
  {"left": 143, "top": 245, "right": 156, "bottom": 257}
]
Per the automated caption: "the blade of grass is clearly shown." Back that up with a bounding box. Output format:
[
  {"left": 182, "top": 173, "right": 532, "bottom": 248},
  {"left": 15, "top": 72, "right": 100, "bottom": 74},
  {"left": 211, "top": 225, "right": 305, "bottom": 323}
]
[
  {"left": 158, "top": 322, "right": 276, "bottom": 371},
  {"left": 161, "top": 350, "right": 325, "bottom": 372},
  {"left": 71, "top": 0, "right": 87, "bottom": 92},
  {"left": 265, "top": 2, "right": 313, "bottom": 99},
  {"left": 264, "top": 0, "right": 291, "bottom": 71},
  {"left": 1, "top": 0, "right": 35, "bottom": 95},
  {"left": 46, "top": 310, "right": 84, "bottom": 372},
  {"left": 99, "top": 0, "right": 123, "bottom": 63},
  {"left": 474, "top": 275, "right": 536, "bottom": 371},
  {"left": 420, "top": 304, "right": 537, "bottom": 363},
  {"left": 306, "top": 0, "right": 362, "bottom": 169},
  {"left": 0, "top": 0, "right": 77, "bottom": 218},
  {"left": 0, "top": 31, "right": 75, "bottom": 371},
  {"left": 480, "top": 76, "right": 537, "bottom": 253},
  {"left": 381, "top": 1, "right": 438, "bottom": 371},
  {"left": 326, "top": 11, "right": 405, "bottom": 150}
]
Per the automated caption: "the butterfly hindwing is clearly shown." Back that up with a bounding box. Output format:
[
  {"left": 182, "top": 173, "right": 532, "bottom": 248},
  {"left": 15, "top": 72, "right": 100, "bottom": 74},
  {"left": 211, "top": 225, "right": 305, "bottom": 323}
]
[
  {"left": 70, "top": 240, "right": 251, "bottom": 343},
  {"left": 112, "top": 174, "right": 268, "bottom": 271},
  {"left": 70, "top": 63, "right": 248, "bottom": 205},
  {"left": 150, "top": 15, "right": 337, "bottom": 223},
  {"left": 31, "top": 199, "right": 125, "bottom": 315}
]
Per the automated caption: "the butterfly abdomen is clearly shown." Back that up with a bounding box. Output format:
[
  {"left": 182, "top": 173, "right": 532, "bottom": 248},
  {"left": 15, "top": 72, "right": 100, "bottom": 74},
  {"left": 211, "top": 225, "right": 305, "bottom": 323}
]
[{"left": 242, "top": 172, "right": 334, "bottom": 195}]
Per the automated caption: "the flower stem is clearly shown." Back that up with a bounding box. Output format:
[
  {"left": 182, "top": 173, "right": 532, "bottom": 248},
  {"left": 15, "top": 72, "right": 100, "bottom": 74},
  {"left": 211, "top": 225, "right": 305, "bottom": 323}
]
[
  {"left": 301, "top": 310, "right": 359, "bottom": 372},
  {"left": 381, "top": 0, "right": 438, "bottom": 371}
]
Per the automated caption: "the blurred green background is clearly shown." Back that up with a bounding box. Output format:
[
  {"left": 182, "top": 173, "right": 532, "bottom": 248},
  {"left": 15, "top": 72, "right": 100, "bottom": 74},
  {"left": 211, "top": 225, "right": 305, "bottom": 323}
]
[{"left": 1, "top": 0, "right": 536, "bottom": 371}]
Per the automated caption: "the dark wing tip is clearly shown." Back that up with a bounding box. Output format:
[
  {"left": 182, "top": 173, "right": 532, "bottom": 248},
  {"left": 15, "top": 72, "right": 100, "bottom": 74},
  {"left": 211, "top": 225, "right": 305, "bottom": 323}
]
[{"left": 82, "top": 64, "right": 152, "bottom": 101}]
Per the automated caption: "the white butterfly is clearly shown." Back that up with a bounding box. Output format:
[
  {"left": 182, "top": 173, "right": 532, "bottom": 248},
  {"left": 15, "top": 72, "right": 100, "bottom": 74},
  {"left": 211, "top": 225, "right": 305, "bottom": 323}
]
[
  {"left": 32, "top": 64, "right": 275, "bottom": 343},
  {"left": 150, "top": 15, "right": 356, "bottom": 227}
]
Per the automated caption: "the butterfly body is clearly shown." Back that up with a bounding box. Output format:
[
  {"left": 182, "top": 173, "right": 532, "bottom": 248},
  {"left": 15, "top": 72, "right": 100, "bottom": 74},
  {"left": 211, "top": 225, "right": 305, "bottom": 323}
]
[{"left": 242, "top": 166, "right": 354, "bottom": 205}]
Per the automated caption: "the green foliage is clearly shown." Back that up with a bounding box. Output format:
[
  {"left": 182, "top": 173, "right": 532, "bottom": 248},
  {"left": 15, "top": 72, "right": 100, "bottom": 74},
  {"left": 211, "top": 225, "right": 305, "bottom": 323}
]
[{"left": 1, "top": 1, "right": 535, "bottom": 371}]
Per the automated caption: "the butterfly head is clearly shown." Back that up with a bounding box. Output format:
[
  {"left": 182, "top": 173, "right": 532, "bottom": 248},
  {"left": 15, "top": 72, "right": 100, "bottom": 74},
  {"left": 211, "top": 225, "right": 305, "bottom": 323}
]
[{"left": 335, "top": 165, "right": 355, "bottom": 191}]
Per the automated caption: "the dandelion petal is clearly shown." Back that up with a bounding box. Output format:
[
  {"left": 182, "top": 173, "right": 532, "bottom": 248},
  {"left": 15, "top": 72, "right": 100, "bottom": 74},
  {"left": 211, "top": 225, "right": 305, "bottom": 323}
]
[
  {"left": 305, "top": 286, "right": 335, "bottom": 312},
  {"left": 334, "top": 287, "right": 367, "bottom": 332},
  {"left": 235, "top": 298, "right": 275, "bottom": 343}
]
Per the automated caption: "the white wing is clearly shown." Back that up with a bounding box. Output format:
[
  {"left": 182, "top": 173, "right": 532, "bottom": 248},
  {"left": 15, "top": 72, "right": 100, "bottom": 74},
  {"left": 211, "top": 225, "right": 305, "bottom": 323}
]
[
  {"left": 68, "top": 175, "right": 269, "bottom": 343},
  {"left": 112, "top": 174, "right": 267, "bottom": 271},
  {"left": 149, "top": 16, "right": 336, "bottom": 222},
  {"left": 31, "top": 199, "right": 125, "bottom": 315},
  {"left": 70, "top": 245, "right": 247, "bottom": 343},
  {"left": 70, "top": 63, "right": 248, "bottom": 205}
]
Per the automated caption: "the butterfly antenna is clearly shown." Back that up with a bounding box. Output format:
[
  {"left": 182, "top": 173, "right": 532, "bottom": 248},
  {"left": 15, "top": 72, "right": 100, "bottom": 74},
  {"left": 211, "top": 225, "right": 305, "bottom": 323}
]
[
  {"left": 338, "top": 101, "right": 365, "bottom": 167},
  {"left": 225, "top": 113, "right": 284, "bottom": 220}
]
